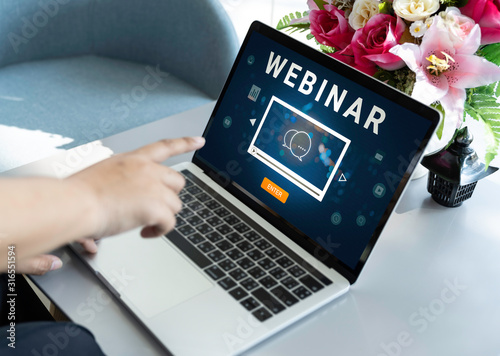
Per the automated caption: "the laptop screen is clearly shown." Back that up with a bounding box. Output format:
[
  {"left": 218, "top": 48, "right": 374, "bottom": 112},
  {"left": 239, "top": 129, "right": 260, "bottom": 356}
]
[{"left": 194, "top": 22, "right": 439, "bottom": 283}]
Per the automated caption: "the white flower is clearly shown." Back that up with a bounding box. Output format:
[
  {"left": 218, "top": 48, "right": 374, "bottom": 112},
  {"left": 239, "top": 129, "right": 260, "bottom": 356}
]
[
  {"left": 410, "top": 20, "right": 427, "bottom": 37},
  {"left": 348, "top": 0, "right": 380, "bottom": 30},
  {"left": 393, "top": 0, "right": 440, "bottom": 22},
  {"left": 438, "top": 7, "right": 475, "bottom": 46}
]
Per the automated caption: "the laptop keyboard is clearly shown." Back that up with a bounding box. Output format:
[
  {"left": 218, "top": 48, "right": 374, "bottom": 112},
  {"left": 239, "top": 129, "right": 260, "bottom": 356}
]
[{"left": 165, "top": 170, "right": 332, "bottom": 322}]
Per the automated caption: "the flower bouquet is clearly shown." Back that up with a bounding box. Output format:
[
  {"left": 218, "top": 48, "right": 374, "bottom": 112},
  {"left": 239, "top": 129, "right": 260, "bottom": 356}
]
[{"left": 277, "top": 0, "right": 500, "bottom": 166}]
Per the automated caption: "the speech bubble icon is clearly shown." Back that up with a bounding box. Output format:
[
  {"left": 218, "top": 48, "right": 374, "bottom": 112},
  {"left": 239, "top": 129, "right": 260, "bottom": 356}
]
[
  {"left": 290, "top": 131, "right": 311, "bottom": 161},
  {"left": 283, "top": 129, "right": 297, "bottom": 149}
]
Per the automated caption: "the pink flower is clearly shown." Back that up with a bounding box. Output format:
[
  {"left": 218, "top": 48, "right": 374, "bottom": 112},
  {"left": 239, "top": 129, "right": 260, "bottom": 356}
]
[
  {"left": 460, "top": 0, "right": 500, "bottom": 44},
  {"left": 390, "top": 16, "right": 500, "bottom": 128},
  {"left": 309, "top": 5, "right": 355, "bottom": 50},
  {"left": 440, "top": 7, "right": 476, "bottom": 47},
  {"left": 350, "top": 14, "right": 406, "bottom": 73},
  {"left": 329, "top": 46, "right": 378, "bottom": 75}
]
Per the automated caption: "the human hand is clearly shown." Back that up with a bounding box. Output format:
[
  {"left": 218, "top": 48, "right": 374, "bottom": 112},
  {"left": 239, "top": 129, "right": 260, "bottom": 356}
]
[
  {"left": 68, "top": 137, "right": 205, "bottom": 240},
  {"left": 16, "top": 254, "right": 63, "bottom": 275}
]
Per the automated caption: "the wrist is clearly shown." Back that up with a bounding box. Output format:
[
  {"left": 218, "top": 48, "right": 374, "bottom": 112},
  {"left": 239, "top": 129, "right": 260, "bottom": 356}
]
[{"left": 63, "top": 177, "right": 105, "bottom": 240}]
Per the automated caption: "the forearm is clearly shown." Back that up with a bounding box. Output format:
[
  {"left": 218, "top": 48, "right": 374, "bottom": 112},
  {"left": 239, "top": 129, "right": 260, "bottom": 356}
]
[{"left": 0, "top": 177, "right": 99, "bottom": 272}]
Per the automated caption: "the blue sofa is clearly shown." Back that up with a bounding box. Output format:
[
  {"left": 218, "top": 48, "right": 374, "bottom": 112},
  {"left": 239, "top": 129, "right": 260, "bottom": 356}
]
[{"left": 0, "top": 0, "right": 239, "bottom": 172}]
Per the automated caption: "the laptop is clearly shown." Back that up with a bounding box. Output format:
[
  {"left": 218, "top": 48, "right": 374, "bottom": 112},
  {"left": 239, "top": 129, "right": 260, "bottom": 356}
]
[{"left": 71, "top": 21, "right": 440, "bottom": 355}]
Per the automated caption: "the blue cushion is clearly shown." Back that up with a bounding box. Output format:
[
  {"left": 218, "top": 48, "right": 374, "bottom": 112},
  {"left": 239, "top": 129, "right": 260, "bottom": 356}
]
[
  {"left": 0, "top": 0, "right": 239, "bottom": 99},
  {"left": 0, "top": 55, "right": 212, "bottom": 171},
  {"left": 0, "top": 0, "right": 239, "bottom": 172}
]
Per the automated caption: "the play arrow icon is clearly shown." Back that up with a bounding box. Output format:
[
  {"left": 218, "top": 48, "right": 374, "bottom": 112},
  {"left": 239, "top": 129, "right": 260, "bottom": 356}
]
[
  {"left": 250, "top": 119, "right": 256, "bottom": 126},
  {"left": 339, "top": 173, "right": 347, "bottom": 182}
]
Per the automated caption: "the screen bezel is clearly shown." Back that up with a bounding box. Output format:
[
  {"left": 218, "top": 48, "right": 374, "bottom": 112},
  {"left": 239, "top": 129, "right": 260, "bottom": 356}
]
[{"left": 193, "top": 21, "right": 441, "bottom": 284}]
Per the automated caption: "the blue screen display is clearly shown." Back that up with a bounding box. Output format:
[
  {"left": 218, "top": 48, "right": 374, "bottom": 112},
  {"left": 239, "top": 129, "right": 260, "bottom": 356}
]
[{"left": 197, "top": 31, "right": 432, "bottom": 269}]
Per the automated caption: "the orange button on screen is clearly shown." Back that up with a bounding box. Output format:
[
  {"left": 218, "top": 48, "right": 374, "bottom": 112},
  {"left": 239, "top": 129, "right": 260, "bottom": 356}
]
[{"left": 261, "top": 177, "right": 289, "bottom": 203}]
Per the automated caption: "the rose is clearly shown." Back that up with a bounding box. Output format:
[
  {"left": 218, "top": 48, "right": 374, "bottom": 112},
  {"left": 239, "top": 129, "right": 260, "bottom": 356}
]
[
  {"left": 439, "top": 7, "right": 475, "bottom": 47},
  {"left": 349, "top": 14, "right": 406, "bottom": 74},
  {"left": 393, "top": 0, "right": 440, "bottom": 21},
  {"left": 348, "top": 0, "right": 380, "bottom": 30},
  {"left": 309, "top": 5, "right": 355, "bottom": 50},
  {"left": 460, "top": 0, "right": 500, "bottom": 44},
  {"left": 330, "top": 46, "right": 378, "bottom": 75}
]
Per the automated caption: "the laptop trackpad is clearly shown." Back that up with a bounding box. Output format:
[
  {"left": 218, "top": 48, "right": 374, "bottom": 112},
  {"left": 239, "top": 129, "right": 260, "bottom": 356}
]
[{"left": 89, "top": 231, "right": 213, "bottom": 318}]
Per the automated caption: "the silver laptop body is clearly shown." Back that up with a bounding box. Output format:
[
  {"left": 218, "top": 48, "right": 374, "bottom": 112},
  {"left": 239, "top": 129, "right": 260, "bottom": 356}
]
[{"left": 71, "top": 21, "right": 440, "bottom": 355}]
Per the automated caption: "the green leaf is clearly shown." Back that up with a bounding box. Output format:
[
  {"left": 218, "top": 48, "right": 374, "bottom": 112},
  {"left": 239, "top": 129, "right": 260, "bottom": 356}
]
[
  {"left": 312, "top": 0, "right": 326, "bottom": 10},
  {"left": 379, "top": 1, "right": 393, "bottom": 14},
  {"left": 440, "top": 0, "right": 467, "bottom": 7},
  {"left": 319, "top": 44, "right": 335, "bottom": 53},
  {"left": 464, "top": 82, "right": 500, "bottom": 168},
  {"left": 276, "top": 11, "right": 310, "bottom": 33},
  {"left": 479, "top": 43, "right": 500, "bottom": 66},
  {"left": 432, "top": 103, "right": 446, "bottom": 139}
]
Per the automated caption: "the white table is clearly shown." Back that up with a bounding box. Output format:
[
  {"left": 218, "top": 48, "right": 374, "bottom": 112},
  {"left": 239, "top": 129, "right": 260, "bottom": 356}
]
[{"left": 4, "top": 102, "right": 500, "bottom": 356}]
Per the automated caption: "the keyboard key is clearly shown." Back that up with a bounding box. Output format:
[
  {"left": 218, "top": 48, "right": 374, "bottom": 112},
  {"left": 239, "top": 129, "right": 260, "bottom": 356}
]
[
  {"left": 186, "top": 186, "right": 202, "bottom": 195},
  {"left": 176, "top": 216, "right": 186, "bottom": 227},
  {"left": 233, "top": 222, "right": 250, "bottom": 233},
  {"left": 240, "top": 297, "right": 260, "bottom": 311},
  {"left": 299, "top": 275, "right": 324, "bottom": 293},
  {"left": 252, "top": 307, "right": 272, "bottom": 322},
  {"left": 237, "top": 257, "right": 254, "bottom": 270},
  {"left": 226, "top": 248, "right": 244, "bottom": 261},
  {"left": 300, "top": 263, "right": 333, "bottom": 286},
  {"left": 207, "top": 250, "right": 225, "bottom": 262},
  {"left": 186, "top": 215, "right": 203, "bottom": 227},
  {"left": 247, "top": 249, "right": 265, "bottom": 262},
  {"left": 165, "top": 230, "right": 211, "bottom": 269},
  {"left": 198, "top": 242, "right": 215, "bottom": 253},
  {"left": 223, "top": 215, "right": 240, "bottom": 225},
  {"left": 270, "top": 285, "right": 299, "bottom": 307},
  {"left": 216, "top": 224, "right": 233, "bottom": 235},
  {"left": 187, "top": 233, "right": 205, "bottom": 245},
  {"left": 226, "top": 232, "right": 243, "bottom": 244},
  {"left": 178, "top": 225, "right": 196, "bottom": 236},
  {"left": 178, "top": 207, "right": 195, "bottom": 219},
  {"left": 206, "top": 216, "right": 223, "bottom": 227},
  {"left": 276, "top": 256, "right": 294, "bottom": 269},
  {"left": 215, "top": 240, "right": 233, "bottom": 252},
  {"left": 180, "top": 194, "right": 195, "bottom": 204},
  {"left": 264, "top": 247, "right": 283, "bottom": 260},
  {"left": 288, "top": 265, "right": 306, "bottom": 278},
  {"left": 218, "top": 277, "right": 236, "bottom": 290},
  {"left": 292, "top": 286, "right": 312, "bottom": 300},
  {"left": 205, "top": 265, "right": 225, "bottom": 281},
  {"left": 196, "top": 223, "right": 213, "bottom": 234},
  {"left": 269, "top": 267, "right": 287, "bottom": 280},
  {"left": 229, "top": 287, "right": 248, "bottom": 301},
  {"left": 258, "top": 258, "right": 276, "bottom": 270},
  {"left": 195, "top": 192, "right": 212, "bottom": 202},
  {"left": 254, "top": 239, "right": 272, "bottom": 251},
  {"left": 243, "top": 231, "right": 261, "bottom": 242},
  {"left": 228, "top": 268, "right": 247, "bottom": 281},
  {"left": 184, "top": 178, "right": 194, "bottom": 187},
  {"left": 236, "top": 240, "right": 253, "bottom": 252},
  {"left": 259, "top": 276, "right": 278, "bottom": 289},
  {"left": 187, "top": 201, "right": 204, "bottom": 211},
  {"left": 252, "top": 288, "right": 285, "bottom": 314},
  {"left": 196, "top": 208, "right": 213, "bottom": 219},
  {"left": 218, "top": 259, "right": 237, "bottom": 272},
  {"left": 214, "top": 207, "right": 231, "bottom": 217},
  {"left": 240, "top": 278, "right": 259, "bottom": 291},
  {"left": 281, "top": 277, "right": 299, "bottom": 290},
  {"left": 205, "top": 232, "right": 223, "bottom": 243},
  {"left": 247, "top": 266, "right": 266, "bottom": 280},
  {"left": 204, "top": 200, "right": 221, "bottom": 210}
]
